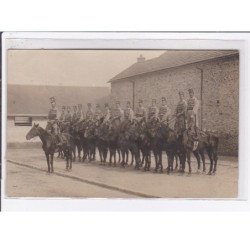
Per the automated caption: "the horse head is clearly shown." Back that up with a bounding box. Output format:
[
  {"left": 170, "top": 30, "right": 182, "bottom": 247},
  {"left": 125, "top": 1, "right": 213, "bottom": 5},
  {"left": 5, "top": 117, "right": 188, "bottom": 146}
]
[{"left": 26, "top": 123, "right": 40, "bottom": 140}]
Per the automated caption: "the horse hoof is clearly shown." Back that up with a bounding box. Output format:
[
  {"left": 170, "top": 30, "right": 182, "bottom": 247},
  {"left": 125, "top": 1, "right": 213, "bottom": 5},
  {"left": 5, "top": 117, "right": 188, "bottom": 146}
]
[{"left": 207, "top": 172, "right": 212, "bottom": 175}]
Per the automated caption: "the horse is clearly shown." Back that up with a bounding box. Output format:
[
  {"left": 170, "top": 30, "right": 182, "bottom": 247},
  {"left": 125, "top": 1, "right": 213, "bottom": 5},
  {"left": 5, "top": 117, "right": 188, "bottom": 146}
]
[
  {"left": 26, "top": 123, "right": 57, "bottom": 173},
  {"left": 94, "top": 121, "right": 109, "bottom": 165},
  {"left": 181, "top": 128, "right": 219, "bottom": 175},
  {"left": 26, "top": 123, "right": 75, "bottom": 172}
]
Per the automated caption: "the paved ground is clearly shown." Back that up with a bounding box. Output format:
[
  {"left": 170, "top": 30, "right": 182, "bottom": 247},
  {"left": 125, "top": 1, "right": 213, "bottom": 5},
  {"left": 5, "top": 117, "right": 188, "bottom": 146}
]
[{"left": 5, "top": 148, "right": 238, "bottom": 198}]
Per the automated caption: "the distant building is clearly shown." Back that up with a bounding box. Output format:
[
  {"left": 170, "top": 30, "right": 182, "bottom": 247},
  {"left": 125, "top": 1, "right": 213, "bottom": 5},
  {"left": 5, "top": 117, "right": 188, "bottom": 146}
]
[
  {"left": 8, "top": 85, "right": 110, "bottom": 115},
  {"left": 109, "top": 50, "right": 239, "bottom": 156}
]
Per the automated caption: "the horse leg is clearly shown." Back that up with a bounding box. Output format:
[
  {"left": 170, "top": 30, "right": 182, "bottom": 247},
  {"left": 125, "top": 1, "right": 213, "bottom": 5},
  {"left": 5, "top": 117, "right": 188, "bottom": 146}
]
[
  {"left": 72, "top": 145, "right": 76, "bottom": 162},
  {"left": 70, "top": 149, "right": 73, "bottom": 170},
  {"left": 98, "top": 146, "right": 103, "bottom": 165},
  {"left": 50, "top": 153, "right": 54, "bottom": 173},
  {"left": 78, "top": 145, "right": 81, "bottom": 162},
  {"left": 120, "top": 148, "right": 125, "bottom": 167},
  {"left": 103, "top": 147, "right": 108, "bottom": 165},
  {"left": 118, "top": 149, "right": 121, "bottom": 163},
  {"left": 193, "top": 151, "right": 200, "bottom": 173},
  {"left": 130, "top": 151, "right": 134, "bottom": 166},
  {"left": 175, "top": 154, "right": 178, "bottom": 170},
  {"left": 148, "top": 150, "right": 151, "bottom": 171},
  {"left": 153, "top": 150, "right": 158, "bottom": 172},
  {"left": 45, "top": 152, "right": 50, "bottom": 173},
  {"left": 109, "top": 148, "right": 112, "bottom": 165},
  {"left": 200, "top": 150, "right": 206, "bottom": 173},
  {"left": 207, "top": 148, "right": 213, "bottom": 175},
  {"left": 134, "top": 147, "right": 140, "bottom": 170},
  {"left": 159, "top": 151, "right": 163, "bottom": 173},
  {"left": 114, "top": 149, "right": 117, "bottom": 167},
  {"left": 125, "top": 149, "right": 129, "bottom": 165},
  {"left": 186, "top": 150, "right": 191, "bottom": 174},
  {"left": 212, "top": 149, "right": 218, "bottom": 174}
]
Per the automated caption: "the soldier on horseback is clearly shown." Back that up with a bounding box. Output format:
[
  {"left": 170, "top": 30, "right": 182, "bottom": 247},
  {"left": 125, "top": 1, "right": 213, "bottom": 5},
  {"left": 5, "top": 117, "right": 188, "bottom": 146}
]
[
  {"left": 148, "top": 98, "right": 159, "bottom": 126},
  {"left": 59, "top": 106, "right": 66, "bottom": 122},
  {"left": 86, "top": 103, "right": 94, "bottom": 122},
  {"left": 77, "top": 104, "right": 84, "bottom": 121},
  {"left": 111, "top": 100, "right": 124, "bottom": 128},
  {"left": 187, "top": 88, "right": 200, "bottom": 150},
  {"left": 159, "top": 97, "right": 171, "bottom": 125},
  {"left": 94, "top": 103, "right": 103, "bottom": 124},
  {"left": 103, "top": 103, "right": 111, "bottom": 123},
  {"left": 64, "top": 106, "right": 72, "bottom": 123},
  {"left": 46, "top": 97, "right": 63, "bottom": 147},
  {"left": 72, "top": 105, "right": 78, "bottom": 124},
  {"left": 174, "top": 91, "right": 187, "bottom": 137},
  {"left": 121, "top": 101, "right": 134, "bottom": 131},
  {"left": 135, "top": 99, "right": 147, "bottom": 123}
]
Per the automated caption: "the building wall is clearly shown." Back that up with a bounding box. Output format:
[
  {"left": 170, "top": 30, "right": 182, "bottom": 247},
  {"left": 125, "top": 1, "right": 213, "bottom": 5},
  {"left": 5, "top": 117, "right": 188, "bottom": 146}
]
[{"left": 110, "top": 55, "right": 239, "bottom": 156}]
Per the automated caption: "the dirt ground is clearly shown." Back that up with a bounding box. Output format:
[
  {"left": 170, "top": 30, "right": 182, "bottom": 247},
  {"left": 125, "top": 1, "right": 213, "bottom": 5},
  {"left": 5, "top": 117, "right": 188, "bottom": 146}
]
[
  {"left": 6, "top": 162, "right": 137, "bottom": 198},
  {"left": 4, "top": 148, "right": 239, "bottom": 198}
]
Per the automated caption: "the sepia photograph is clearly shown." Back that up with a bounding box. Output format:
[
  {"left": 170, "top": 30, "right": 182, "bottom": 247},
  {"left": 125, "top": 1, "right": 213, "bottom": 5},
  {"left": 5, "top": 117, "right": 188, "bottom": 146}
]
[{"left": 3, "top": 45, "right": 239, "bottom": 200}]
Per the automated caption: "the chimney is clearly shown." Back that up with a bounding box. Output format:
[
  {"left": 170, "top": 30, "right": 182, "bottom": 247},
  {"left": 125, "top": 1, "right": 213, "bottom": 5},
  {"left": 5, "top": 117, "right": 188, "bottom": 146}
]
[{"left": 137, "top": 54, "right": 145, "bottom": 63}]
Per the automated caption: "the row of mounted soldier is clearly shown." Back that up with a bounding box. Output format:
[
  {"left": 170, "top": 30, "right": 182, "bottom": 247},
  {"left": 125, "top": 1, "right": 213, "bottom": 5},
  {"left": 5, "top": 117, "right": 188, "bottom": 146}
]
[
  {"left": 34, "top": 88, "right": 218, "bottom": 175},
  {"left": 47, "top": 88, "right": 199, "bottom": 148}
]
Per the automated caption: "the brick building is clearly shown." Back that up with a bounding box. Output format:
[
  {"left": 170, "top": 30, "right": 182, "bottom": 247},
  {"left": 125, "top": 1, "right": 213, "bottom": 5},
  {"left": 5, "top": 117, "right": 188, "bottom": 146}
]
[{"left": 109, "top": 50, "right": 239, "bottom": 156}]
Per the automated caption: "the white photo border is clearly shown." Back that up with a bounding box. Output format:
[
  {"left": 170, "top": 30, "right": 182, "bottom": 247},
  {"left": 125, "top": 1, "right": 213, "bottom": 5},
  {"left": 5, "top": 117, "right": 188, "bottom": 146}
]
[{"left": 1, "top": 32, "right": 249, "bottom": 211}]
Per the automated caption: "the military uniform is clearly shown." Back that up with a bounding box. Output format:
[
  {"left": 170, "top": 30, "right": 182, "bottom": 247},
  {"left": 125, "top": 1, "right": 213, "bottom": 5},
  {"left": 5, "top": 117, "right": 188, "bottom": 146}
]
[
  {"left": 148, "top": 105, "right": 159, "bottom": 121},
  {"left": 159, "top": 104, "right": 171, "bottom": 123},
  {"left": 94, "top": 106, "right": 103, "bottom": 122},
  {"left": 135, "top": 106, "right": 147, "bottom": 121},
  {"left": 46, "top": 106, "right": 59, "bottom": 134},
  {"left": 77, "top": 106, "right": 84, "bottom": 121},
  {"left": 124, "top": 107, "right": 134, "bottom": 121},
  {"left": 46, "top": 97, "right": 63, "bottom": 147},
  {"left": 103, "top": 104, "right": 111, "bottom": 123},
  {"left": 64, "top": 110, "right": 72, "bottom": 123},
  {"left": 59, "top": 107, "right": 66, "bottom": 122},
  {"left": 72, "top": 106, "right": 78, "bottom": 124},
  {"left": 187, "top": 96, "right": 199, "bottom": 129},
  {"left": 174, "top": 99, "right": 187, "bottom": 136},
  {"left": 85, "top": 109, "right": 93, "bottom": 120},
  {"left": 112, "top": 102, "right": 124, "bottom": 128}
]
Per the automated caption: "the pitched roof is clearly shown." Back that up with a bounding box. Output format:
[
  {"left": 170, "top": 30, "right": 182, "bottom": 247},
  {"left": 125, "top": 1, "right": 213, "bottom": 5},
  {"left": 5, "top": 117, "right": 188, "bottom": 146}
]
[{"left": 109, "top": 50, "right": 239, "bottom": 83}]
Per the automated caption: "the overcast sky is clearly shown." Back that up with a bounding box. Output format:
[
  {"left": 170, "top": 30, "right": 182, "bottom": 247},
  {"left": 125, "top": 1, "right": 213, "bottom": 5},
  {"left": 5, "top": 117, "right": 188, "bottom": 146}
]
[{"left": 8, "top": 50, "right": 165, "bottom": 87}]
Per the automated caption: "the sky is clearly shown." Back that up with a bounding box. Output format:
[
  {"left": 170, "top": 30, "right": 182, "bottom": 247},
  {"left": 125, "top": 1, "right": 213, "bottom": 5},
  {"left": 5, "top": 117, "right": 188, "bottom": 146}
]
[{"left": 8, "top": 50, "right": 165, "bottom": 87}]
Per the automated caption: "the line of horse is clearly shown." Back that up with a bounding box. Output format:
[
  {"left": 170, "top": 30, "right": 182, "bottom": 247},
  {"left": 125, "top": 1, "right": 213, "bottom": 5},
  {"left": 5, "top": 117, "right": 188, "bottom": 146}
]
[{"left": 26, "top": 117, "right": 219, "bottom": 176}]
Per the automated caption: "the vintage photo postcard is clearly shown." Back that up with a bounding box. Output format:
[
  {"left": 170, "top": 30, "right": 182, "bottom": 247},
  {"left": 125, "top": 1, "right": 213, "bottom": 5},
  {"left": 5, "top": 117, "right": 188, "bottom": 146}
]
[{"left": 1, "top": 32, "right": 248, "bottom": 210}]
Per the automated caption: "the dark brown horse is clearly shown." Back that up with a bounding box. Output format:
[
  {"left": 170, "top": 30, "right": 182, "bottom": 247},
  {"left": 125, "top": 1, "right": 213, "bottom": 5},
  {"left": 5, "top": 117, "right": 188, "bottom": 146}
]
[
  {"left": 181, "top": 129, "right": 219, "bottom": 175},
  {"left": 26, "top": 123, "right": 57, "bottom": 173},
  {"left": 26, "top": 123, "right": 75, "bottom": 172}
]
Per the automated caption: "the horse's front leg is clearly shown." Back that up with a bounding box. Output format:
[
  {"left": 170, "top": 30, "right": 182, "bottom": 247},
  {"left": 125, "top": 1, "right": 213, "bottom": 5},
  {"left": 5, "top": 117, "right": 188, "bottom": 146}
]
[
  {"left": 187, "top": 150, "right": 191, "bottom": 174},
  {"left": 193, "top": 151, "right": 200, "bottom": 173},
  {"left": 69, "top": 149, "right": 73, "bottom": 170},
  {"left": 159, "top": 151, "right": 163, "bottom": 173},
  {"left": 212, "top": 150, "right": 218, "bottom": 174},
  {"left": 50, "top": 153, "right": 54, "bottom": 173},
  {"left": 200, "top": 150, "right": 206, "bottom": 173},
  {"left": 152, "top": 149, "right": 158, "bottom": 172},
  {"left": 45, "top": 152, "right": 50, "bottom": 173}
]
